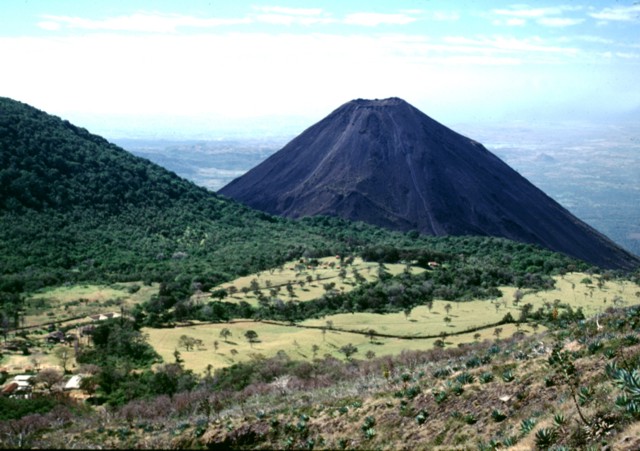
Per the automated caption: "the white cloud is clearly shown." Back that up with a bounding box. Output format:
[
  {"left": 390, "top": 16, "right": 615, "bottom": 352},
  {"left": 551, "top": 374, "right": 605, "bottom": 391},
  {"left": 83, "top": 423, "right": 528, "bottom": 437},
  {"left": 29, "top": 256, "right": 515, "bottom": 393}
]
[
  {"left": 589, "top": 5, "right": 640, "bottom": 22},
  {"left": 254, "top": 6, "right": 325, "bottom": 16},
  {"left": 37, "top": 21, "right": 61, "bottom": 31},
  {"left": 537, "top": 17, "right": 584, "bottom": 27},
  {"left": 38, "top": 13, "right": 251, "bottom": 33},
  {"left": 252, "top": 6, "right": 334, "bottom": 25},
  {"left": 343, "top": 12, "right": 417, "bottom": 26},
  {"left": 428, "top": 11, "right": 460, "bottom": 22},
  {"left": 492, "top": 5, "right": 584, "bottom": 27}
]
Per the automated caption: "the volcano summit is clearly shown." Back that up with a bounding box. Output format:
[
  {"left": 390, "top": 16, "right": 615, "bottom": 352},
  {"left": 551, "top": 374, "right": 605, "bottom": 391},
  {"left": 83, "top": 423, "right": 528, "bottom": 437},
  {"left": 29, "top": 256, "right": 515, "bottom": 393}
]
[{"left": 220, "top": 98, "right": 638, "bottom": 270}]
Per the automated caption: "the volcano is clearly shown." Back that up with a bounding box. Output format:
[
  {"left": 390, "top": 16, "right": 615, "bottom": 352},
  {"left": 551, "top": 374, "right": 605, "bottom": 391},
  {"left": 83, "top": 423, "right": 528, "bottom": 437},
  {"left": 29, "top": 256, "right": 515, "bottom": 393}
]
[{"left": 219, "top": 98, "right": 639, "bottom": 270}]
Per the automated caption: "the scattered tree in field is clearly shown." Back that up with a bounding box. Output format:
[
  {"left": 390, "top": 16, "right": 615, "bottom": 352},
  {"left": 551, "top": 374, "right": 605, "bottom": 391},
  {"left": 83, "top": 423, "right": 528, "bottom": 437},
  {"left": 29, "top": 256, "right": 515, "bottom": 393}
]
[
  {"left": 220, "top": 328, "right": 232, "bottom": 343},
  {"left": 210, "top": 289, "right": 228, "bottom": 300},
  {"left": 513, "top": 289, "right": 524, "bottom": 305},
  {"left": 178, "top": 334, "right": 202, "bottom": 351},
  {"left": 339, "top": 343, "right": 358, "bottom": 361},
  {"left": 54, "top": 347, "right": 71, "bottom": 373},
  {"left": 249, "top": 279, "right": 260, "bottom": 293},
  {"left": 213, "top": 340, "right": 219, "bottom": 351},
  {"left": 366, "top": 329, "right": 377, "bottom": 343},
  {"left": 326, "top": 320, "right": 334, "bottom": 330},
  {"left": 493, "top": 327, "right": 503, "bottom": 340},
  {"left": 403, "top": 307, "right": 412, "bottom": 320},
  {"left": 473, "top": 333, "right": 481, "bottom": 341},
  {"left": 312, "top": 344, "right": 320, "bottom": 359},
  {"left": 323, "top": 282, "right": 336, "bottom": 293},
  {"left": 366, "top": 350, "right": 376, "bottom": 360},
  {"left": 286, "top": 282, "right": 295, "bottom": 297},
  {"left": 444, "top": 316, "right": 452, "bottom": 326},
  {"left": 244, "top": 330, "right": 259, "bottom": 347}
]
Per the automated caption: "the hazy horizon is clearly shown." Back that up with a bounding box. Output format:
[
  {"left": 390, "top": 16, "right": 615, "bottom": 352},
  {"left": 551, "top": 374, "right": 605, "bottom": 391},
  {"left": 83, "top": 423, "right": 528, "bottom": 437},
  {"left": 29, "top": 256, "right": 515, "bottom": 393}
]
[{"left": 1, "top": 1, "right": 639, "bottom": 139}]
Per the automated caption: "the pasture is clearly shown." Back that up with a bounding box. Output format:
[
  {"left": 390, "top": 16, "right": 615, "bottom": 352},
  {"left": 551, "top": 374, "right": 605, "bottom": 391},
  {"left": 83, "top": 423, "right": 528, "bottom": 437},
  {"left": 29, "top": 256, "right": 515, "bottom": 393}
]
[
  {"left": 23, "top": 282, "right": 159, "bottom": 327},
  {"left": 146, "top": 272, "right": 640, "bottom": 375},
  {"left": 202, "top": 256, "right": 425, "bottom": 306}
]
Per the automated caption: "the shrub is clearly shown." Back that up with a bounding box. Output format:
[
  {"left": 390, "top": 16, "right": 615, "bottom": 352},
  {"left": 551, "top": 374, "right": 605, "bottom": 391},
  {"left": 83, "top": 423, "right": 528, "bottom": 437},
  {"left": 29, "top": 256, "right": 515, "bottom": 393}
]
[{"left": 415, "top": 410, "right": 428, "bottom": 425}]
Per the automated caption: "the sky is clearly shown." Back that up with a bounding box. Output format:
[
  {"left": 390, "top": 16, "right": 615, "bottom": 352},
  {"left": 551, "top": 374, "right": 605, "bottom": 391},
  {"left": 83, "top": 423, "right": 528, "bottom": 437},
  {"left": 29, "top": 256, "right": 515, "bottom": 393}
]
[{"left": 1, "top": 0, "right": 639, "bottom": 138}]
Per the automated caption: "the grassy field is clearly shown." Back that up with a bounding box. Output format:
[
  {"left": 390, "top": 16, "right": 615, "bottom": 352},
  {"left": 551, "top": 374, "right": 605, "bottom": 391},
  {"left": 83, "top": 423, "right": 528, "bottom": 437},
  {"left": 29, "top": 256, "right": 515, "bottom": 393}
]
[
  {"left": 4, "top": 270, "right": 638, "bottom": 376},
  {"left": 145, "top": 272, "right": 640, "bottom": 375},
  {"left": 24, "top": 282, "right": 159, "bottom": 327},
  {"left": 199, "top": 256, "right": 425, "bottom": 306},
  {"left": 143, "top": 320, "right": 536, "bottom": 375}
]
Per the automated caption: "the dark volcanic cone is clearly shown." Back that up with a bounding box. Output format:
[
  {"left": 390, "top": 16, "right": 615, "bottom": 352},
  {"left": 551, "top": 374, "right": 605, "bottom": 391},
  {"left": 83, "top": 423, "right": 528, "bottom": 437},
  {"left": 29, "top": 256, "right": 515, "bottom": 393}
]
[{"left": 220, "top": 97, "right": 639, "bottom": 270}]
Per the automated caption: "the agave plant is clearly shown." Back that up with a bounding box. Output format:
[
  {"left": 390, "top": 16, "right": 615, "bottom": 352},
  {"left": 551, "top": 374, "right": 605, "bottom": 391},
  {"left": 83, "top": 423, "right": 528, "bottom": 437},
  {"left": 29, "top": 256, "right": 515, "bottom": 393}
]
[
  {"left": 553, "top": 412, "right": 567, "bottom": 428},
  {"left": 456, "top": 372, "right": 475, "bottom": 385},
  {"left": 578, "top": 386, "right": 595, "bottom": 406},
  {"left": 519, "top": 417, "right": 537, "bottom": 436},
  {"left": 502, "top": 369, "right": 515, "bottom": 383},
  {"left": 491, "top": 409, "right": 507, "bottom": 422},
  {"left": 464, "top": 413, "right": 477, "bottom": 425},
  {"left": 534, "top": 427, "right": 557, "bottom": 449},
  {"left": 611, "top": 367, "right": 640, "bottom": 417},
  {"left": 479, "top": 372, "right": 494, "bottom": 384}
]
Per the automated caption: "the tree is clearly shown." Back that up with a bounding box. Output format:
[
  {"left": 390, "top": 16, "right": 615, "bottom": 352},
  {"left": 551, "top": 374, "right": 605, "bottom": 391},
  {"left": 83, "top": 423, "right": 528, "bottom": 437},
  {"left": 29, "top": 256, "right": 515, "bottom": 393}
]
[
  {"left": 339, "top": 343, "right": 358, "bottom": 360},
  {"left": 219, "top": 328, "right": 232, "bottom": 343},
  {"left": 34, "top": 368, "right": 63, "bottom": 392},
  {"left": 366, "top": 329, "right": 377, "bottom": 343},
  {"left": 54, "top": 347, "right": 71, "bottom": 373},
  {"left": 178, "top": 335, "right": 198, "bottom": 351},
  {"left": 244, "top": 330, "right": 259, "bottom": 347},
  {"left": 473, "top": 333, "right": 481, "bottom": 341},
  {"left": 311, "top": 344, "right": 319, "bottom": 359},
  {"left": 513, "top": 289, "right": 524, "bottom": 305},
  {"left": 493, "top": 327, "right": 503, "bottom": 340},
  {"left": 444, "top": 303, "right": 452, "bottom": 317}
]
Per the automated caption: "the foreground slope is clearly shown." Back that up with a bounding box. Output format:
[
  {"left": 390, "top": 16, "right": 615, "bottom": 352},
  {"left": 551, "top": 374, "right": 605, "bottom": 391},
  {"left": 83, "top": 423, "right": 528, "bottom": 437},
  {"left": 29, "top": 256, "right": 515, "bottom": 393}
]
[{"left": 220, "top": 98, "right": 638, "bottom": 270}]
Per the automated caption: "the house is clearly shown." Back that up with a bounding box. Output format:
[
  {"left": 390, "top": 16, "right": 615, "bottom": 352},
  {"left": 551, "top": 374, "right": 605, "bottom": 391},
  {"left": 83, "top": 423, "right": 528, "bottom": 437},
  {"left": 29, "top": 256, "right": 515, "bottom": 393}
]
[
  {"left": 46, "top": 330, "right": 65, "bottom": 344},
  {"left": 5, "top": 375, "right": 34, "bottom": 398},
  {"left": 64, "top": 375, "right": 83, "bottom": 390},
  {"left": 1, "top": 382, "right": 18, "bottom": 396}
]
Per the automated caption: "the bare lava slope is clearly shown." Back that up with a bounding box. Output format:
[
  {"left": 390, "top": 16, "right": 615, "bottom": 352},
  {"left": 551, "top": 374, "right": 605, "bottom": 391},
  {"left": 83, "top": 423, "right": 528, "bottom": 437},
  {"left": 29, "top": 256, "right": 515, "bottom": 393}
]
[{"left": 220, "top": 98, "right": 638, "bottom": 271}]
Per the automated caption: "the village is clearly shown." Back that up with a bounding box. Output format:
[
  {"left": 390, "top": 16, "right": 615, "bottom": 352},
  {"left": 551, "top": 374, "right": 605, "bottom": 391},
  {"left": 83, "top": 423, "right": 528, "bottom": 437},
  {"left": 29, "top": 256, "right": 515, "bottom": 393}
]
[{"left": 0, "top": 311, "right": 121, "bottom": 401}]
